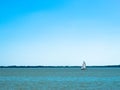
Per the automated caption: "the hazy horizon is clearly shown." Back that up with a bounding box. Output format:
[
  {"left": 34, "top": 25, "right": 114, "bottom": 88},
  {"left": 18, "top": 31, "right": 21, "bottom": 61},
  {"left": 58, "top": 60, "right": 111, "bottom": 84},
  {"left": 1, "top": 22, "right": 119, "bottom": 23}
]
[{"left": 0, "top": 0, "right": 120, "bottom": 66}]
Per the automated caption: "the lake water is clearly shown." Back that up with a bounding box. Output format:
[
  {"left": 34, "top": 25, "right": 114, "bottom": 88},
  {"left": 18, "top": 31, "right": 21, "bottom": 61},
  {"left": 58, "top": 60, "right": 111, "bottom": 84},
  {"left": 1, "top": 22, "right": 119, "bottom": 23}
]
[{"left": 0, "top": 68, "right": 120, "bottom": 90}]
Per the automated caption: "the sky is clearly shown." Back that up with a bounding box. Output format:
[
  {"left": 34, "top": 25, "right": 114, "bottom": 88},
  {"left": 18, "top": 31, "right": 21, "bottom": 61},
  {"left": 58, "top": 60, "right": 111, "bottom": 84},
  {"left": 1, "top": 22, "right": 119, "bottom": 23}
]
[{"left": 0, "top": 0, "right": 120, "bottom": 66}]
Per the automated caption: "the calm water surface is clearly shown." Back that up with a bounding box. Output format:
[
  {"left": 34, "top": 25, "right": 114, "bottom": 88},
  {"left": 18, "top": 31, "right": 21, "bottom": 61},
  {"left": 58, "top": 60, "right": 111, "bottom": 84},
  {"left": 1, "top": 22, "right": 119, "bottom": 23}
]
[{"left": 0, "top": 68, "right": 120, "bottom": 90}]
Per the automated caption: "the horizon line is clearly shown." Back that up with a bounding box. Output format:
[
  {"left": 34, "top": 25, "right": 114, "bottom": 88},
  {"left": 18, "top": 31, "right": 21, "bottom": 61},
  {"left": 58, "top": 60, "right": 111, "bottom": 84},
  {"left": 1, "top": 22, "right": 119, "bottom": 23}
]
[{"left": 0, "top": 65, "right": 120, "bottom": 68}]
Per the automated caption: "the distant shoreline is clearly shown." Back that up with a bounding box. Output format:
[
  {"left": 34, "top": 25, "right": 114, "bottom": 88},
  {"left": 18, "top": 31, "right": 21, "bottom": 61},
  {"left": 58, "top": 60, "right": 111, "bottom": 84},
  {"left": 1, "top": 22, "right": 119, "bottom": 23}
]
[{"left": 0, "top": 65, "right": 120, "bottom": 68}]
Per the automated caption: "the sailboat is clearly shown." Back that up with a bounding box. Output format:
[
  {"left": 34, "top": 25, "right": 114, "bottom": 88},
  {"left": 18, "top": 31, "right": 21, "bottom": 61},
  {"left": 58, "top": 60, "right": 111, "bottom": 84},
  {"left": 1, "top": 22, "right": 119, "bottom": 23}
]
[{"left": 81, "top": 61, "right": 86, "bottom": 70}]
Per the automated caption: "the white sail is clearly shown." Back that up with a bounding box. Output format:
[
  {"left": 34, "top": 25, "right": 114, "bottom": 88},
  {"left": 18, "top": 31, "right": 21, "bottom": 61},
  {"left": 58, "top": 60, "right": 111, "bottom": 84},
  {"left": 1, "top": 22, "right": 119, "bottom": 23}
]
[{"left": 81, "top": 61, "right": 86, "bottom": 70}]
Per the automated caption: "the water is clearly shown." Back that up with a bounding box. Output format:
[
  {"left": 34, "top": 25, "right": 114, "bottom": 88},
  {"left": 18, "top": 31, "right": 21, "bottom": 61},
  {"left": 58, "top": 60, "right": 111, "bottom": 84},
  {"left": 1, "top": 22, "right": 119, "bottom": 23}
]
[{"left": 0, "top": 68, "right": 120, "bottom": 90}]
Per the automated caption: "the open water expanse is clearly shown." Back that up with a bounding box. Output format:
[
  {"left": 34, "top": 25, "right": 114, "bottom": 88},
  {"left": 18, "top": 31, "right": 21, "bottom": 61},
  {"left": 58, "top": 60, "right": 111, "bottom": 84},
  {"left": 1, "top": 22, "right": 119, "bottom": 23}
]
[{"left": 0, "top": 68, "right": 120, "bottom": 90}]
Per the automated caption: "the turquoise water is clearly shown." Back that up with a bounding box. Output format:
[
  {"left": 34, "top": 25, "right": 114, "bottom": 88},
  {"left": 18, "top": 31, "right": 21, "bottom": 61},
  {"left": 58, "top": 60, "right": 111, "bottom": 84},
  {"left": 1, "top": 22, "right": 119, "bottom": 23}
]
[{"left": 0, "top": 68, "right": 120, "bottom": 90}]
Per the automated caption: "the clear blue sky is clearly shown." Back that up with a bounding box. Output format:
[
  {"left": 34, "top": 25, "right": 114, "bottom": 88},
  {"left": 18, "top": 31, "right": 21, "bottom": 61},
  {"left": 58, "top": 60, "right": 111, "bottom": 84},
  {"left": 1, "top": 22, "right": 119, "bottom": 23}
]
[{"left": 0, "top": 0, "right": 120, "bottom": 66}]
